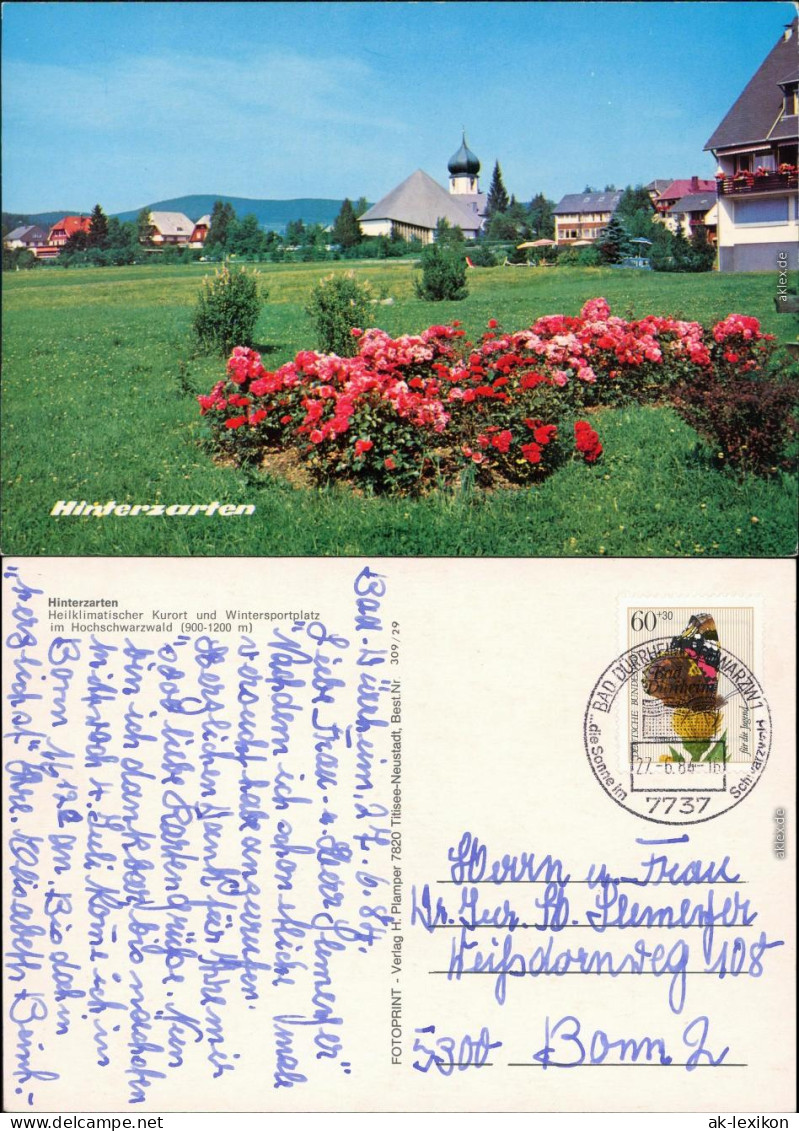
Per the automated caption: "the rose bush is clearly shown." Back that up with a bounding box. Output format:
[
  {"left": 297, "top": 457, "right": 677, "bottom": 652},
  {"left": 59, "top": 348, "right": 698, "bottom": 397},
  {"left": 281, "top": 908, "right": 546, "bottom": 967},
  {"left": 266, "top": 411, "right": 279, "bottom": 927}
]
[{"left": 198, "top": 298, "right": 788, "bottom": 492}]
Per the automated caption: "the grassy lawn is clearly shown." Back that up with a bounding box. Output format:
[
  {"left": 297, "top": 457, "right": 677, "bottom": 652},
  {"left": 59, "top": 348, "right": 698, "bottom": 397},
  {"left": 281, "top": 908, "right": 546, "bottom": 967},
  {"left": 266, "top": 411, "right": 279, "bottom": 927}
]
[{"left": 2, "top": 260, "right": 796, "bottom": 556}]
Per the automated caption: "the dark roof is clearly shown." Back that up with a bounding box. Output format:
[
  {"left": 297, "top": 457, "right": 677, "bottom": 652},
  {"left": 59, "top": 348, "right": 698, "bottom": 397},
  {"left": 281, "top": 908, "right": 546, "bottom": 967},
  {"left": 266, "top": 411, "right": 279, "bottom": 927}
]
[
  {"left": 668, "top": 192, "right": 716, "bottom": 213},
  {"left": 705, "top": 19, "right": 799, "bottom": 151},
  {"left": 553, "top": 190, "right": 623, "bottom": 215},
  {"left": 646, "top": 179, "right": 673, "bottom": 193},
  {"left": 448, "top": 133, "right": 480, "bottom": 176},
  {"left": 5, "top": 224, "right": 46, "bottom": 243},
  {"left": 770, "top": 114, "right": 799, "bottom": 141}
]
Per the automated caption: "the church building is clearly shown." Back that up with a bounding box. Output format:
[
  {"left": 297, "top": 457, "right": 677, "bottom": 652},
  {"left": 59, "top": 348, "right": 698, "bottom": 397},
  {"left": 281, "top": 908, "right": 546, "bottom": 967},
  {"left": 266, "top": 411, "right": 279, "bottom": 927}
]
[{"left": 358, "top": 134, "right": 487, "bottom": 244}]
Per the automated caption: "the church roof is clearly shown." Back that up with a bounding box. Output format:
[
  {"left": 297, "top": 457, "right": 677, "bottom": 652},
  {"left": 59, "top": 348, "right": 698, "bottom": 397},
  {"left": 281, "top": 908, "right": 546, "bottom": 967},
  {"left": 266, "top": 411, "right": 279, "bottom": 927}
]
[
  {"left": 358, "top": 169, "right": 484, "bottom": 232},
  {"left": 448, "top": 133, "right": 481, "bottom": 176}
]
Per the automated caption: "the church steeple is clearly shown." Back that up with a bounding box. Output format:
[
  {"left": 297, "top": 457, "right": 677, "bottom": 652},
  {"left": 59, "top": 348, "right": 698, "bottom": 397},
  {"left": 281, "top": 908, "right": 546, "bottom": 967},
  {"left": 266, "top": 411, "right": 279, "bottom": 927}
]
[{"left": 448, "top": 132, "right": 481, "bottom": 195}]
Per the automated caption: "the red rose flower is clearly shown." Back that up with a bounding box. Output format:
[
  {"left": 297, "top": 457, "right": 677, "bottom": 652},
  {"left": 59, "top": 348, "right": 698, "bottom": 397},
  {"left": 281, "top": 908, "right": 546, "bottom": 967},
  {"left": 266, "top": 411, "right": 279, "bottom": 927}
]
[{"left": 534, "top": 424, "right": 557, "bottom": 445}]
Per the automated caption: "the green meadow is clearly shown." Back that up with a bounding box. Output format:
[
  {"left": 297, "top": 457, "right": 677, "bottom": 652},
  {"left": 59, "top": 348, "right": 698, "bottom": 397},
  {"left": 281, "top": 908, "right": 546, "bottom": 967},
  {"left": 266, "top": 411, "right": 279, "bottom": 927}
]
[{"left": 2, "top": 260, "right": 797, "bottom": 557}]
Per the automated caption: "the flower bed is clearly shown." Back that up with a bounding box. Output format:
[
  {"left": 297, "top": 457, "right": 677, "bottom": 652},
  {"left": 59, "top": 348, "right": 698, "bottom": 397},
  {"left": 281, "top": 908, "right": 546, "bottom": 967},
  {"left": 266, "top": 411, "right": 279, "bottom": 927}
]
[{"left": 198, "top": 297, "right": 789, "bottom": 492}]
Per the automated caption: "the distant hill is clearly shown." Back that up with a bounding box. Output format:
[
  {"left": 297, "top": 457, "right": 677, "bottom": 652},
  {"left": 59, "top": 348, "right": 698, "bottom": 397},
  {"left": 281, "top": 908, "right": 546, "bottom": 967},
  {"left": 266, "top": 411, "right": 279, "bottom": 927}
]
[
  {"left": 114, "top": 195, "right": 351, "bottom": 233},
  {"left": 3, "top": 210, "right": 86, "bottom": 232},
  {"left": 4, "top": 196, "right": 359, "bottom": 237}
]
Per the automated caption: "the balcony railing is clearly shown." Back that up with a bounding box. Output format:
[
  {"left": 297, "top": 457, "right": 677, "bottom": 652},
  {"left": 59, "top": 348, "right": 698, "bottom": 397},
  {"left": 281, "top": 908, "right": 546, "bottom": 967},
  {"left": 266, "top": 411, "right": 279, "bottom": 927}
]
[{"left": 716, "top": 168, "right": 798, "bottom": 196}]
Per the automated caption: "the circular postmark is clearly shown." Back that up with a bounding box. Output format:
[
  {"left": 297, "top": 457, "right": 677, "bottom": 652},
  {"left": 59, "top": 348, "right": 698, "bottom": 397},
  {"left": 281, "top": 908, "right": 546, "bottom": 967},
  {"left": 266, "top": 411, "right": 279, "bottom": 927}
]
[{"left": 584, "top": 634, "right": 771, "bottom": 824}]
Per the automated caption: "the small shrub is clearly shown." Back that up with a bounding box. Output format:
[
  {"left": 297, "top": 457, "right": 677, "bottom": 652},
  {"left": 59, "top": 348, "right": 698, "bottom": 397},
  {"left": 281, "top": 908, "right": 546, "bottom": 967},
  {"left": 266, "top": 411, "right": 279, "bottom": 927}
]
[
  {"left": 577, "top": 246, "right": 602, "bottom": 267},
  {"left": 468, "top": 243, "right": 498, "bottom": 267},
  {"left": 305, "top": 271, "right": 373, "bottom": 356},
  {"left": 672, "top": 372, "right": 797, "bottom": 476},
  {"left": 557, "top": 247, "right": 579, "bottom": 266},
  {"left": 192, "top": 264, "right": 265, "bottom": 355},
  {"left": 414, "top": 242, "right": 468, "bottom": 301}
]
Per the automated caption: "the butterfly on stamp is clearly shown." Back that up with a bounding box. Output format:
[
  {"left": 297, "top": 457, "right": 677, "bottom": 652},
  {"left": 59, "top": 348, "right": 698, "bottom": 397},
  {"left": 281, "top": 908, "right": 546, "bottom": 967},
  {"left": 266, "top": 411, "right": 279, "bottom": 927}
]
[{"left": 642, "top": 614, "right": 726, "bottom": 756}]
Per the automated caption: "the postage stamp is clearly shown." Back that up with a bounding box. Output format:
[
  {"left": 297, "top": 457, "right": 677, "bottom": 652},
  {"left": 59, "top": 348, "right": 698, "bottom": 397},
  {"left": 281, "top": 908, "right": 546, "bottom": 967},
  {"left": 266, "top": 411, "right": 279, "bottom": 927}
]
[{"left": 584, "top": 604, "right": 771, "bottom": 824}]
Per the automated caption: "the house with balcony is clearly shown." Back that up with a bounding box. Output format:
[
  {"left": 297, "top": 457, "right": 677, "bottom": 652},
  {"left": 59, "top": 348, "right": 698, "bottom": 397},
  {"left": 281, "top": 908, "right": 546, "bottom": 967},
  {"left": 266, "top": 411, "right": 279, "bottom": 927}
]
[
  {"left": 4, "top": 224, "right": 47, "bottom": 251},
  {"left": 47, "top": 215, "right": 91, "bottom": 247},
  {"left": 146, "top": 211, "right": 198, "bottom": 245},
  {"left": 652, "top": 177, "right": 717, "bottom": 231},
  {"left": 667, "top": 192, "right": 718, "bottom": 243},
  {"left": 189, "top": 215, "right": 211, "bottom": 247},
  {"left": 29, "top": 215, "right": 92, "bottom": 259},
  {"left": 705, "top": 18, "right": 798, "bottom": 272},
  {"left": 552, "top": 190, "right": 623, "bottom": 246}
]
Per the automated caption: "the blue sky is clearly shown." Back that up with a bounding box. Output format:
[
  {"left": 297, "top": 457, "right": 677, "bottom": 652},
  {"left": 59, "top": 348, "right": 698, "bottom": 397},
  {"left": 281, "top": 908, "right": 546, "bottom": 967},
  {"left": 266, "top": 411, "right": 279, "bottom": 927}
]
[{"left": 2, "top": 1, "right": 795, "bottom": 215}]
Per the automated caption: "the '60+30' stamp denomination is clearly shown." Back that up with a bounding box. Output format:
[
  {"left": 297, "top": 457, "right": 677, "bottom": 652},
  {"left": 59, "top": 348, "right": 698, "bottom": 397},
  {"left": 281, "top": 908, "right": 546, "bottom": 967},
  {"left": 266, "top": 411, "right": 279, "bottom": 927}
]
[{"left": 584, "top": 604, "right": 770, "bottom": 824}]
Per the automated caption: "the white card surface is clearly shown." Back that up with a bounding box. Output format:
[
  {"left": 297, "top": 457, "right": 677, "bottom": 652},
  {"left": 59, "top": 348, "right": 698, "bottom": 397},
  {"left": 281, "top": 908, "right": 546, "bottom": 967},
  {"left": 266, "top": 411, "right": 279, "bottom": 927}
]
[{"left": 3, "top": 557, "right": 794, "bottom": 1112}]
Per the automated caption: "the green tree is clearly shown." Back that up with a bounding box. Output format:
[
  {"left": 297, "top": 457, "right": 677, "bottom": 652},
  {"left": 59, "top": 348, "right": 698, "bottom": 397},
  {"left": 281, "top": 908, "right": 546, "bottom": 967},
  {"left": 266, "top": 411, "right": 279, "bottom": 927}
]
[
  {"left": 616, "top": 184, "right": 654, "bottom": 219},
  {"left": 353, "top": 196, "right": 370, "bottom": 218},
  {"left": 229, "top": 213, "right": 264, "bottom": 258},
  {"left": 206, "top": 200, "right": 237, "bottom": 249},
  {"left": 285, "top": 218, "right": 306, "bottom": 246},
  {"left": 137, "top": 208, "right": 155, "bottom": 245},
  {"left": 331, "top": 198, "right": 362, "bottom": 249},
  {"left": 106, "top": 217, "right": 139, "bottom": 264},
  {"left": 414, "top": 242, "right": 468, "bottom": 301},
  {"left": 305, "top": 271, "right": 372, "bottom": 356},
  {"left": 527, "top": 193, "right": 555, "bottom": 239},
  {"left": 192, "top": 265, "right": 265, "bottom": 354},
  {"left": 689, "top": 224, "right": 716, "bottom": 271},
  {"left": 434, "top": 216, "right": 465, "bottom": 245},
  {"left": 88, "top": 204, "right": 109, "bottom": 248},
  {"left": 487, "top": 212, "right": 522, "bottom": 241},
  {"left": 485, "top": 161, "right": 510, "bottom": 219},
  {"left": 63, "top": 228, "right": 89, "bottom": 254},
  {"left": 596, "top": 214, "right": 629, "bottom": 264}
]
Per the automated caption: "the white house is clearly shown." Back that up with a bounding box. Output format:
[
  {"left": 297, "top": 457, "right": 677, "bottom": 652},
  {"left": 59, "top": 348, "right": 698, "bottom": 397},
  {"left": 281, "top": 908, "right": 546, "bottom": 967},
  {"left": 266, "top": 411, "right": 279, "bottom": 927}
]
[
  {"left": 552, "top": 191, "right": 623, "bottom": 246},
  {"left": 705, "top": 19, "right": 798, "bottom": 272},
  {"left": 146, "top": 211, "right": 197, "bottom": 245}
]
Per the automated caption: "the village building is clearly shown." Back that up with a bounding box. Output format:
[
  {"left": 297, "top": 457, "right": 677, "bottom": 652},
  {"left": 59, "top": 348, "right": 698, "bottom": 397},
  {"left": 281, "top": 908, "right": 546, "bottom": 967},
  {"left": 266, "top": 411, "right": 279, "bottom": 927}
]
[
  {"left": 146, "top": 211, "right": 199, "bottom": 245},
  {"left": 651, "top": 177, "right": 717, "bottom": 229},
  {"left": 358, "top": 135, "right": 487, "bottom": 243},
  {"left": 552, "top": 190, "right": 623, "bottom": 246},
  {"left": 27, "top": 215, "right": 93, "bottom": 259},
  {"left": 705, "top": 18, "right": 798, "bottom": 271},
  {"left": 3, "top": 224, "right": 47, "bottom": 251},
  {"left": 189, "top": 215, "right": 212, "bottom": 247},
  {"left": 46, "top": 215, "right": 91, "bottom": 247},
  {"left": 666, "top": 191, "right": 718, "bottom": 243},
  {"left": 645, "top": 179, "right": 673, "bottom": 206}
]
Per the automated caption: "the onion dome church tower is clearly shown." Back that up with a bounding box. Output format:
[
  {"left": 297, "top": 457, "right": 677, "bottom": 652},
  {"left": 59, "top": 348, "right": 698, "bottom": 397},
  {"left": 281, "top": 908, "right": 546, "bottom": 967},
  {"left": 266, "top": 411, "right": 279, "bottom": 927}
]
[{"left": 448, "top": 132, "right": 481, "bottom": 196}]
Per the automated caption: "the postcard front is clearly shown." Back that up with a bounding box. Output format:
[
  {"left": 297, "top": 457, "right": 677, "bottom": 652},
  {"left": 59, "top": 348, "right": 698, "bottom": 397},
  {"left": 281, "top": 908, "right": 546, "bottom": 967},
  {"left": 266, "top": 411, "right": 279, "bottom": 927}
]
[{"left": 2, "top": 556, "right": 795, "bottom": 1112}]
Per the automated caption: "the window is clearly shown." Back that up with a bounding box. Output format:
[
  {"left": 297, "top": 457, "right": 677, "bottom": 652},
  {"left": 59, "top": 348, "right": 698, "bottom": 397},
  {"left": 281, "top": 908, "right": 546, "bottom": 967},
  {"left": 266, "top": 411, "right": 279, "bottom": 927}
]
[
  {"left": 783, "top": 84, "right": 798, "bottom": 117},
  {"left": 735, "top": 197, "right": 789, "bottom": 224}
]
